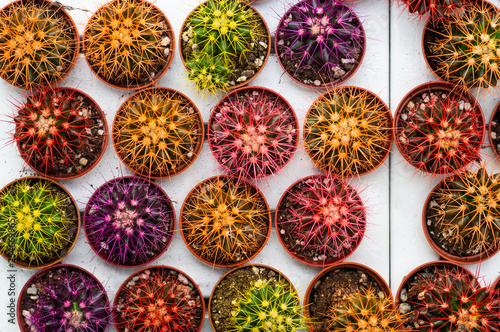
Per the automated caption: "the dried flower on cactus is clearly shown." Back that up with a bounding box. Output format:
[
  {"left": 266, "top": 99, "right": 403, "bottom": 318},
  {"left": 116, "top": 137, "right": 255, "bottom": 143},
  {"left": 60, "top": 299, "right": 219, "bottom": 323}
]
[
  {"left": 84, "top": 177, "right": 175, "bottom": 266},
  {"left": 0, "top": 177, "right": 78, "bottom": 267},
  {"left": 112, "top": 87, "right": 203, "bottom": 178},
  {"left": 84, "top": 0, "right": 173, "bottom": 88},
  {"left": 114, "top": 267, "right": 204, "bottom": 332},
  {"left": 426, "top": 168, "right": 500, "bottom": 258},
  {"left": 395, "top": 86, "right": 484, "bottom": 175},
  {"left": 304, "top": 86, "right": 392, "bottom": 177},
  {"left": 181, "top": 175, "right": 270, "bottom": 266},
  {"left": 276, "top": 0, "right": 365, "bottom": 87},
  {"left": 11, "top": 88, "right": 107, "bottom": 179},
  {"left": 20, "top": 265, "right": 110, "bottom": 332},
  {"left": 0, "top": 0, "right": 78, "bottom": 89},
  {"left": 277, "top": 175, "right": 366, "bottom": 265},
  {"left": 396, "top": 0, "right": 472, "bottom": 22},
  {"left": 209, "top": 87, "right": 298, "bottom": 180}
]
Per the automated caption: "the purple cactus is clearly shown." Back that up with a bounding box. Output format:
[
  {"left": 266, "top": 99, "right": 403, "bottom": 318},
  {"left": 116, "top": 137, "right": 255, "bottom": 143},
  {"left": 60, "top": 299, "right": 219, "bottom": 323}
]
[
  {"left": 84, "top": 176, "right": 175, "bottom": 266},
  {"left": 20, "top": 265, "right": 110, "bottom": 332}
]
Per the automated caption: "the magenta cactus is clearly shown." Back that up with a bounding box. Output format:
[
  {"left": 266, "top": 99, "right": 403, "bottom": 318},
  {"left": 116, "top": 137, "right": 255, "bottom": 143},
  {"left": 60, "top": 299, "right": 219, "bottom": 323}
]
[
  {"left": 276, "top": 174, "right": 366, "bottom": 265},
  {"left": 84, "top": 176, "right": 175, "bottom": 266},
  {"left": 19, "top": 265, "right": 110, "bottom": 332},
  {"left": 208, "top": 87, "right": 298, "bottom": 180}
]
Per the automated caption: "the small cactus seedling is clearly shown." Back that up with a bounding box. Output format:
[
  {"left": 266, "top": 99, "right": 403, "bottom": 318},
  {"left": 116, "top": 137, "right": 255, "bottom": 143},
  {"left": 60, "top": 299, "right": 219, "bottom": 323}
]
[
  {"left": 0, "top": 177, "right": 79, "bottom": 267},
  {"left": 304, "top": 86, "right": 392, "bottom": 177},
  {"left": 181, "top": 175, "right": 270, "bottom": 266},
  {"left": 186, "top": 53, "right": 232, "bottom": 93},
  {"left": 84, "top": 0, "right": 173, "bottom": 89},
  {"left": 112, "top": 87, "right": 203, "bottom": 178},
  {"left": 426, "top": 168, "right": 500, "bottom": 259},
  {"left": 424, "top": 2, "right": 500, "bottom": 89},
  {"left": 114, "top": 266, "right": 204, "bottom": 332},
  {"left": 328, "top": 288, "right": 404, "bottom": 332},
  {"left": 228, "top": 278, "right": 305, "bottom": 332},
  {"left": 277, "top": 175, "right": 366, "bottom": 265},
  {"left": 11, "top": 88, "right": 107, "bottom": 179},
  {"left": 208, "top": 87, "right": 298, "bottom": 180},
  {"left": 20, "top": 265, "right": 110, "bottom": 332},
  {"left": 84, "top": 177, "right": 175, "bottom": 266},
  {"left": 395, "top": 85, "right": 485, "bottom": 175},
  {"left": 276, "top": 0, "right": 365, "bottom": 87},
  {"left": 396, "top": 0, "right": 472, "bottom": 22}
]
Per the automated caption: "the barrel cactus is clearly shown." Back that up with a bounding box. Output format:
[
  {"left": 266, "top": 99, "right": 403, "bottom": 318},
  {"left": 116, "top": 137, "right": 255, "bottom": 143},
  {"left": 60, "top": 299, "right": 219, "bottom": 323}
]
[{"left": 397, "top": 0, "right": 472, "bottom": 21}]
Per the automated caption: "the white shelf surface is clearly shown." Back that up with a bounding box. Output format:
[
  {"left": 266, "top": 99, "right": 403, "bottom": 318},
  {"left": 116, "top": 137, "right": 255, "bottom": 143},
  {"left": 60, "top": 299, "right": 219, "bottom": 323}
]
[{"left": 0, "top": 0, "right": 497, "bottom": 331}]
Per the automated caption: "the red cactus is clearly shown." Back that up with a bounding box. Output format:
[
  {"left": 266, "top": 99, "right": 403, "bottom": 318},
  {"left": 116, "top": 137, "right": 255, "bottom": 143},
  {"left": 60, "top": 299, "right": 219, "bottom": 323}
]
[{"left": 395, "top": 0, "right": 473, "bottom": 22}]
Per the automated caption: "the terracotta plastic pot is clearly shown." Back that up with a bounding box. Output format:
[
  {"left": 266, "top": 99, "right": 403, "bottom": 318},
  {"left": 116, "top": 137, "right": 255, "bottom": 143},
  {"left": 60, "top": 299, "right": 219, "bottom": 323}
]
[
  {"left": 394, "top": 81, "right": 485, "bottom": 175},
  {"left": 112, "top": 87, "right": 204, "bottom": 179},
  {"left": 113, "top": 265, "right": 205, "bottom": 332},
  {"left": 0, "top": 176, "right": 80, "bottom": 269},
  {"left": 15, "top": 87, "right": 109, "bottom": 181},
  {"left": 179, "top": 1, "right": 271, "bottom": 91},
  {"left": 493, "top": 274, "right": 500, "bottom": 291},
  {"left": 208, "top": 263, "right": 297, "bottom": 332},
  {"left": 0, "top": 0, "right": 79, "bottom": 90},
  {"left": 83, "top": 176, "right": 175, "bottom": 267},
  {"left": 17, "top": 264, "right": 110, "bottom": 332},
  {"left": 304, "top": 262, "right": 392, "bottom": 332},
  {"left": 83, "top": 0, "right": 175, "bottom": 90},
  {"left": 489, "top": 100, "right": 500, "bottom": 161},
  {"left": 275, "top": 0, "right": 366, "bottom": 89},
  {"left": 275, "top": 174, "right": 366, "bottom": 267},
  {"left": 303, "top": 86, "right": 393, "bottom": 177},
  {"left": 179, "top": 175, "right": 271, "bottom": 268},
  {"left": 422, "top": 178, "right": 500, "bottom": 264}
]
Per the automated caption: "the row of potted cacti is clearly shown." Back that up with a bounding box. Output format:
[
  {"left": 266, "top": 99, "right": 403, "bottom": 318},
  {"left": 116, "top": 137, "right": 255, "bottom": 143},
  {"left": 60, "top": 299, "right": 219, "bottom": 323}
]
[{"left": 15, "top": 260, "right": 500, "bottom": 332}]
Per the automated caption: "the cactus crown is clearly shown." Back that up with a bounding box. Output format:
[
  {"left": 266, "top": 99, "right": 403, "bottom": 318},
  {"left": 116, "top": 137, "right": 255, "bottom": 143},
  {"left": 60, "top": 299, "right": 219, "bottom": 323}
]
[
  {"left": 209, "top": 88, "right": 298, "bottom": 180},
  {"left": 425, "top": 2, "right": 500, "bottom": 89},
  {"left": 276, "top": 0, "right": 364, "bottom": 85},
  {"left": 84, "top": 177, "right": 174, "bottom": 266},
  {"left": 229, "top": 278, "right": 305, "bottom": 332},
  {"left": 396, "top": 88, "right": 484, "bottom": 175},
  {"left": 181, "top": 176, "right": 270, "bottom": 265},
  {"left": 21, "top": 265, "right": 110, "bottom": 332},
  {"left": 0, "top": 0, "right": 78, "bottom": 89},
  {"left": 115, "top": 267, "right": 204, "bottom": 332},
  {"left": 398, "top": 0, "right": 472, "bottom": 22},
  {"left": 84, "top": 0, "right": 172, "bottom": 88},
  {"left": 428, "top": 168, "right": 500, "bottom": 257},
  {"left": 304, "top": 87, "right": 391, "bottom": 177},
  {"left": 0, "top": 177, "right": 77, "bottom": 266},
  {"left": 113, "top": 88, "right": 203, "bottom": 178}
]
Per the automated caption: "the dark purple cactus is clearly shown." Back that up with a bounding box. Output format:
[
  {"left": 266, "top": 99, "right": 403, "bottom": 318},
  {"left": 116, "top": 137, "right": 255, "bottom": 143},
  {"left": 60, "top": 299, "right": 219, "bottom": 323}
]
[{"left": 84, "top": 176, "right": 175, "bottom": 266}]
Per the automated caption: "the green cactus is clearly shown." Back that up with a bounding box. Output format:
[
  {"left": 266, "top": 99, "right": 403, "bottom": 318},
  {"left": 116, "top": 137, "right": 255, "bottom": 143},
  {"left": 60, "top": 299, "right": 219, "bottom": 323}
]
[{"left": 186, "top": 53, "right": 231, "bottom": 92}]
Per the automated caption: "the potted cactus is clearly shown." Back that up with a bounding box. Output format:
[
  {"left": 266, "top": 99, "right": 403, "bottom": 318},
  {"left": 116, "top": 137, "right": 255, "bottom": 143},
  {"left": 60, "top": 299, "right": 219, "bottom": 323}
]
[
  {"left": 114, "top": 265, "right": 205, "bottom": 332},
  {"left": 112, "top": 87, "right": 204, "bottom": 178},
  {"left": 0, "top": 0, "right": 79, "bottom": 90},
  {"left": 394, "top": 81, "right": 485, "bottom": 175},
  {"left": 83, "top": 0, "right": 174, "bottom": 90},
  {"left": 11, "top": 87, "right": 108, "bottom": 180},
  {"left": 180, "top": 175, "right": 271, "bottom": 267},
  {"left": 422, "top": 1, "right": 500, "bottom": 90},
  {"left": 305, "top": 262, "right": 393, "bottom": 331},
  {"left": 396, "top": 0, "right": 472, "bottom": 21},
  {"left": 208, "top": 86, "right": 299, "bottom": 181},
  {"left": 17, "top": 264, "right": 110, "bottom": 332},
  {"left": 209, "top": 264, "right": 305, "bottom": 332},
  {"left": 489, "top": 100, "right": 500, "bottom": 161},
  {"left": 0, "top": 177, "right": 80, "bottom": 269},
  {"left": 423, "top": 167, "right": 500, "bottom": 264},
  {"left": 276, "top": 174, "right": 367, "bottom": 266},
  {"left": 180, "top": 0, "right": 271, "bottom": 93},
  {"left": 304, "top": 86, "right": 393, "bottom": 177},
  {"left": 83, "top": 176, "right": 175, "bottom": 267},
  {"left": 275, "top": 0, "right": 365, "bottom": 88}
]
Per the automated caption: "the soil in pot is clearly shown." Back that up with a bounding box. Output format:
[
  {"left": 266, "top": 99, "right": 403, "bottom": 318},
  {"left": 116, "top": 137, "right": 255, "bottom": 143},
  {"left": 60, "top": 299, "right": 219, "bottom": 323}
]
[
  {"left": 275, "top": 0, "right": 365, "bottom": 88},
  {"left": 114, "top": 266, "right": 204, "bottom": 332},
  {"left": 18, "top": 264, "right": 110, "bottom": 332},
  {"left": 276, "top": 174, "right": 366, "bottom": 265},
  {"left": 13, "top": 88, "right": 107, "bottom": 179},
  {"left": 84, "top": 176, "right": 175, "bottom": 266},
  {"left": 0, "top": 177, "right": 79, "bottom": 268},
  {"left": 208, "top": 87, "right": 298, "bottom": 180}
]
